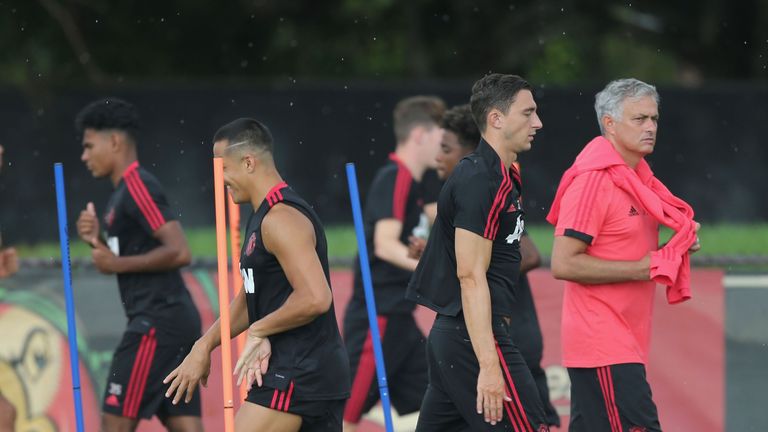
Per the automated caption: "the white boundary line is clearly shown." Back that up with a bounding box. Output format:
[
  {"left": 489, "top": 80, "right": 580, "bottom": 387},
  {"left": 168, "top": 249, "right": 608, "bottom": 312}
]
[{"left": 723, "top": 275, "right": 768, "bottom": 288}]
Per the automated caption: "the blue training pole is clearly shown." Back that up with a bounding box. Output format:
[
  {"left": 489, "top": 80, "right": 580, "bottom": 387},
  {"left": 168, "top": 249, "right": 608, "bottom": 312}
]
[
  {"left": 54, "top": 163, "right": 85, "bottom": 432},
  {"left": 345, "top": 163, "right": 395, "bottom": 432}
]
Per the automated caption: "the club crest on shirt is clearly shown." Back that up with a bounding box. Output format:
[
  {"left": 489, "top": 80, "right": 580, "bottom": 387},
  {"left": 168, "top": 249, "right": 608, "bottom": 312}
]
[{"left": 246, "top": 232, "right": 257, "bottom": 256}]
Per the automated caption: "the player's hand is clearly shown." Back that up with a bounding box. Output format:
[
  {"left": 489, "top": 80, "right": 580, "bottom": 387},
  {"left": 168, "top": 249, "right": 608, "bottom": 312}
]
[
  {"left": 163, "top": 340, "right": 212, "bottom": 404},
  {"left": 234, "top": 330, "right": 272, "bottom": 391},
  {"left": 76, "top": 202, "right": 100, "bottom": 246},
  {"left": 477, "top": 363, "right": 511, "bottom": 425},
  {"left": 689, "top": 222, "right": 702, "bottom": 253},
  {"left": 0, "top": 248, "right": 18, "bottom": 278},
  {"left": 91, "top": 243, "right": 118, "bottom": 274},
  {"left": 407, "top": 236, "right": 427, "bottom": 259}
]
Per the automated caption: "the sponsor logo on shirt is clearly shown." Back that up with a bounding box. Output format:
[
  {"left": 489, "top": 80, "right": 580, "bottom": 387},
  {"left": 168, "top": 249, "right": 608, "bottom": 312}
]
[
  {"left": 628, "top": 206, "right": 641, "bottom": 217},
  {"left": 241, "top": 267, "right": 255, "bottom": 294},
  {"left": 505, "top": 214, "right": 525, "bottom": 245}
]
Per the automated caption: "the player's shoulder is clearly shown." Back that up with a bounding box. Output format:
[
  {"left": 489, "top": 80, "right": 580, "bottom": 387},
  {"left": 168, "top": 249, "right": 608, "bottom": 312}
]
[
  {"left": 569, "top": 169, "right": 614, "bottom": 192},
  {"left": 450, "top": 155, "right": 492, "bottom": 184},
  {"left": 262, "top": 203, "right": 315, "bottom": 246}
]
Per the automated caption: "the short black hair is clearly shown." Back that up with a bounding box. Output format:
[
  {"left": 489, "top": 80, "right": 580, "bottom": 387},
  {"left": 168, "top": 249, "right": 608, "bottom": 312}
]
[
  {"left": 213, "top": 118, "right": 273, "bottom": 154},
  {"left": 441, "top": 104, "right": 481, "bottom": 150},
  {"left": 393, "top": 96, "right": 446, "bottom": 143},
  {"left": 470, "top": 74, "right": 532, "bottom": 133},
  {"left": 75, "top": 98, "right": 140, "bottom": 143}
]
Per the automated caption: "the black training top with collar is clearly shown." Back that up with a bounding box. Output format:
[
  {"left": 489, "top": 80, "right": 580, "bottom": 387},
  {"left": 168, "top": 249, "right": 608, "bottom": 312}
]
[{"left": 406, "top": 139, "right": 525, "bottom": 317}]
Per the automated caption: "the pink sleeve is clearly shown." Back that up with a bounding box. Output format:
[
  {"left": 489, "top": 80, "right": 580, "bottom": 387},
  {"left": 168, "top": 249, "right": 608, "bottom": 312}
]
[{"left": 554, "top": 171, "right": 612, "bottom": 245}]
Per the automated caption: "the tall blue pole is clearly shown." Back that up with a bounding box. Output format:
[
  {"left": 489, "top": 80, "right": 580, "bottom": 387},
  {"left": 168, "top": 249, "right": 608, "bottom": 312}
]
[
  {"left": 345, "top": 163, "right": 394, "bottom": 432},
  {"left": 54, "top": 163, "right": 85, "bottom": 432}
]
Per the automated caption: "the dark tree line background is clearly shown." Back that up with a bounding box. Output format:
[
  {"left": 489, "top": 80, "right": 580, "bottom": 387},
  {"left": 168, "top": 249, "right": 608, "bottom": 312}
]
[{"left": 1, "top": 0, "right": 767, "bottom": 88}]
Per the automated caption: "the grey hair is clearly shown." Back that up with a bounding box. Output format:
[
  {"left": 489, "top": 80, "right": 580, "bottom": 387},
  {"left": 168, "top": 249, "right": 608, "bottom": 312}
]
[{"left": 594, "top": 78, "right": 659, "bottom": 134}]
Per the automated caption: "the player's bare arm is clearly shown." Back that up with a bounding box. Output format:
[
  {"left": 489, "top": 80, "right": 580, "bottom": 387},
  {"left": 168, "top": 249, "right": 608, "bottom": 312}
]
[
  {"left": 246, "top": 204, "right": 332, "bottom": 337},
  {"left": 456, "top": 227, "right": 511, "bottom": 426},
  {"left": 519, "top": 234, "right": 542, "bottom": 274},
  {"left": 231, "top": 204, "right": 332, "bottom": 390},
  {"left": 374, "top": 218, "right": 419, "bottom": 271},
  {"left": 92, "top": 220, "right": 191, "bottom": 274},
  {"left": 551, "top": 235, "right": 650, "bottom": 284}
]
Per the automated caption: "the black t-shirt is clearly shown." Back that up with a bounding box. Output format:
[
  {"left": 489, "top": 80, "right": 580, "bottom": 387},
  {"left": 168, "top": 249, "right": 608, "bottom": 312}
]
[
  {"left": 350, "top": 154, "right": 425, "bottom": 316},
  {"left": 421, "top": 168, "right": 443, "bottom": 205},
  {"left": 240, "top": 182, "right": 350, "bottom": 400},
  {"left": 407, "top": 139, "right": 525, "bottom": 316},
  {"left": 104, "top": 161, "right": 200, "bottom": 342}
]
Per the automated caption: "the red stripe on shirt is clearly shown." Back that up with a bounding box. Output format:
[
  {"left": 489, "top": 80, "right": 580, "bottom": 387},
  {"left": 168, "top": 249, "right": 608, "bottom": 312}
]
[
  {"left": 573, "top": 171, "right": 605, "bottom": 234},
  {"left": 123, "top": 172, "right": 160, "bottom": 230},
  {"left": 124, "top": 168, "right": 166, "bottom": 231},
  {"left": 484, "top": 161, "right": 513, "bottom": 239},
  {"left": 389, "top": 155, "right": 412, "bottom": 222},
  {"left": 266, "top": 182, "right": 288, "bottom": 208},
  {"left": 124, "top": 165, "right": 165, "bottom": 228},
  {"left": 270, "top": 389, "right": 279, "bottom": 409},
  {"left": 343, "top": 316, "right": 388, "bottom": 423},
  {"left": 496, "top": 342, "right": 534, "bottom": 432}
]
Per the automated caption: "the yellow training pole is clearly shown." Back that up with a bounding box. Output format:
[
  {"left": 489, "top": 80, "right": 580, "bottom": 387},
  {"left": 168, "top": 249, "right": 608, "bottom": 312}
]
[
  {"left": 213, "top": 158, "right": 235, "bottom": 432},
  {"left": 227, "top": 193, "right": 248, "bottom": 402}
]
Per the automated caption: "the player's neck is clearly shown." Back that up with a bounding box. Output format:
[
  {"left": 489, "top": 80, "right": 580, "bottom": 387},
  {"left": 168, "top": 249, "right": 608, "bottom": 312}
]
[
  {"left": 605, "top": 135, "right": 642, "bottom": 169},
  {"left": 393, "top": 146, "right": 426, "bottom": 181},
  {"left": 251, "top": 169, "right": 285, "bottom": 209},
  {"left": 482, "top": 136, "right": 517, "bottom": 169},
  {"left": 111, "top": 155, "right": 138, "bottom": 187}
]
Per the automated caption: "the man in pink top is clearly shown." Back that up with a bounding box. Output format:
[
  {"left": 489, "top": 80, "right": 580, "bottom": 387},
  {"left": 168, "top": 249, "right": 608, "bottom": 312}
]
[{"left": 549, "top": 79, "right": 700, "bottom": 432}]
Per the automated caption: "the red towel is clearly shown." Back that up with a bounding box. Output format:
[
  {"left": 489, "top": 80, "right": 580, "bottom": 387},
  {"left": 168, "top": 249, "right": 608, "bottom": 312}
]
[{"left": 547, "top": 136, "right": 696, "bottom": 304}]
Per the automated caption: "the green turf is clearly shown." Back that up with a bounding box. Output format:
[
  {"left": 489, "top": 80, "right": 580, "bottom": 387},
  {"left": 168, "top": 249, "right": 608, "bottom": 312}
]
[{"left": 12, "top": 224, "right": 768, "bottom": 261}]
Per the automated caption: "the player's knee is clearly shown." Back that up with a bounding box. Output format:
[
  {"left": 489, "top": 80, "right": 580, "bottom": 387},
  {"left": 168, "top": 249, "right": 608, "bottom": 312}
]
[
  {"left": 161, "top": 416, "right": 204, "bottom": 432},
  {"left": 100, "top": 413, "right": 137, "bottom": 432}
]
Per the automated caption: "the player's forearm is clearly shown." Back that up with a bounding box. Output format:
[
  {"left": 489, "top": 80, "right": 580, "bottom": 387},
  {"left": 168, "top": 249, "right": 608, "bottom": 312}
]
[
  {"left": 374, "top": 238, "right": 419, "bottom": 272},
  {"left": 114, "top": 244, "right": 191, "bottom": 273},
  {"left": 198, "top": 290, "right": 249, "bottom": 353},
  {"left": 551, "top": 251, "right": 650, "bottom": 284},
  {"left": 246, "top": 290, "right": 330, "bottom": 338},
  {"left": 460, "top": 273, "right": 498, "bottom": 368}
]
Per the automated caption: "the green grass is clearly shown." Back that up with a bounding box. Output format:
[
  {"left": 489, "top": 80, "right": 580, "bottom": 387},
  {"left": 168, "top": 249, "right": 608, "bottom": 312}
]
[{"left": 13, "top": 224, "right": 768, "bottom": 262}]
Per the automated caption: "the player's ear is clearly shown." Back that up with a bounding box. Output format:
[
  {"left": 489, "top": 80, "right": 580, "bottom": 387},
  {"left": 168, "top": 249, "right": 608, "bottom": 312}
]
[
  {"left": 602, "top": 115, "right": 614, "bottom": 135},
  {"left": 243, "top": 153, "right": 257, "bottom": 173},
  {"left": 109, "top": 131, "right": 121, "bottom": 152},
  {"left": 488, "top": 108, "right": 503, "bottom": 130}
]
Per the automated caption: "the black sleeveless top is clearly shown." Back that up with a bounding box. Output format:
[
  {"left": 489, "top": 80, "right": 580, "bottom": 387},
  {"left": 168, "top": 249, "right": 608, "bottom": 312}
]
[{"left": 240, "top": 182, "right": 350, "bottom": 400}]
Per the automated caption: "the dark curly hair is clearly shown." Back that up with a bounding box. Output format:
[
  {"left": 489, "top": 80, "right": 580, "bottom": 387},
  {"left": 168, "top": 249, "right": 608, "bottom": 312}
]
[
  {"left": 441, "top": 104, "right": 481, "bottom": 150},
  {"left": 75, "top": 98, "right": 140, "bottom": 143}
]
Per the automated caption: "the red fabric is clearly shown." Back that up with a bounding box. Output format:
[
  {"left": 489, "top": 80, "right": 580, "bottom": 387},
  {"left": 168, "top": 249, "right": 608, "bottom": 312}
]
[
  {"left": 547, "top": 136, "right": 696, "bottom": 304},
  {"left": 123, "top": 163, "right": 166, "bottom": 231},
  {"left": 388, "top": 153, "right": 412, "bottom": 222}
]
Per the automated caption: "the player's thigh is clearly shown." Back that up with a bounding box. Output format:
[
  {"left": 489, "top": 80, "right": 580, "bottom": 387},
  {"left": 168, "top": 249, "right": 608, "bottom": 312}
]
[
  {"left": 161, "top": 415, "right": 204, "bottom": 432},
  {"left": 235, "top": 401, "right": 302, "bottom": 432},
  {"left": 611, "top": 363, "right": 661, "bottom": 432},
  {"left": 100, "top": 413, "right": 139, "bottom": 432}
]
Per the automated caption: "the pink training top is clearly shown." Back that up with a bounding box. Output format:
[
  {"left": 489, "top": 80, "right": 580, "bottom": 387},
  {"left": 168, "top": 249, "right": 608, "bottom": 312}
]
[{"left": 554, "top": 170, "right": 659, "bottom": 367}]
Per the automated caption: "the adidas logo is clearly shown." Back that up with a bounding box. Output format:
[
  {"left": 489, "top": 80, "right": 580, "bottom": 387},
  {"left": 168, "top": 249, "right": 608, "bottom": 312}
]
[
  {"left": 105, "top": 394, "right": 120, "bottom": 407},
  {"left": 628, "top": 206, "right": 640, "bottom": 216}
]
